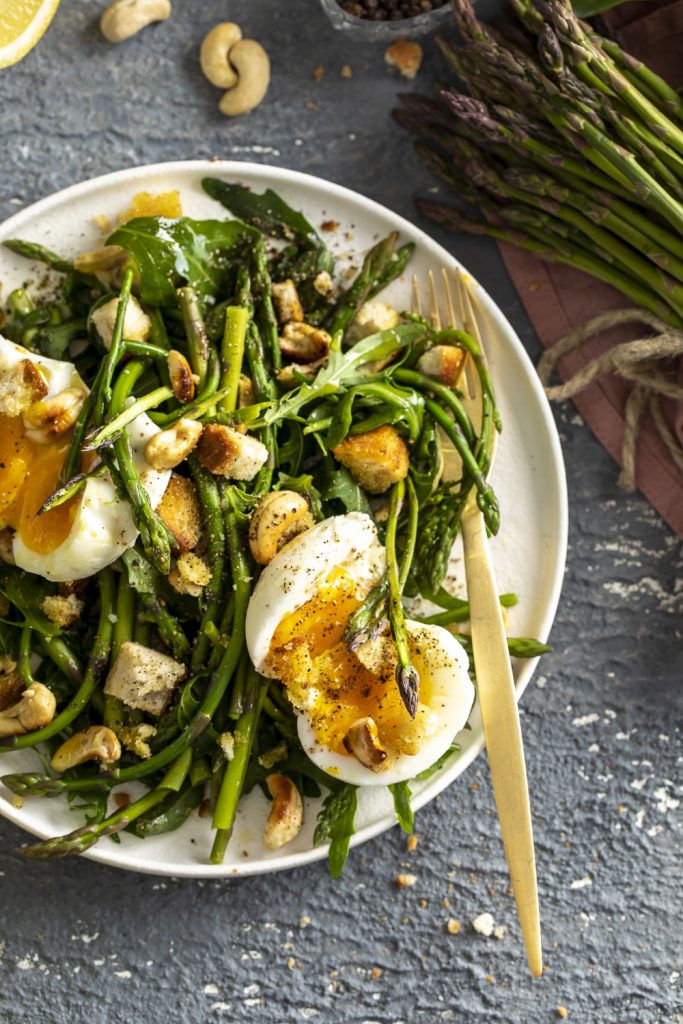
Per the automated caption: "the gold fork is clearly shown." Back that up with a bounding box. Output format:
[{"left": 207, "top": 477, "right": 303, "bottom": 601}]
[{"left": 415, "top": 267, "right": 543, "bottom": 978}]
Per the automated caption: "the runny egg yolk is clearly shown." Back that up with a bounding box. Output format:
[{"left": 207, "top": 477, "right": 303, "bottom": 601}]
[
  {"left": 0, "top": 413, "right": 78, "bottom": 554},
  {"left": 269, "top": 568, "right": 432, "bottom": 757}
]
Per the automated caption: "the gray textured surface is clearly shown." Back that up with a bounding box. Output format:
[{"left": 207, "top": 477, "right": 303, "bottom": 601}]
[{"left": 0, "top": 2, "right": 681, "bottom": 1022}]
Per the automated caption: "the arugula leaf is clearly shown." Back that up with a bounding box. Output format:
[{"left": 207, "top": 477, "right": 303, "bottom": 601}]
[
  {"left": 67, "top": 788, "right": 109, "bottom": 827},
  {"left": 389, "top": 780, "right": 414, "bottom": 834},
  {"left": 262, "top": 323, "right": 426, "bottom": 428},
  {"left": 0, "top": 564, "right": 60, "bottom": 637},
  {"left": 416, "top": 742, "right": 460, "bottom": 781},
  {"left": 107, "top": 216, "right": 258, "bottom": 306},
  {"left": 313, "top": 784, "right": 358, "bottom": 878},
  {"left": 276, "top": 473, "right": 325, "bottom": 522},
  {"left": 120, "top": 548, "right": 161, "bottom": 595},
  {"left": 320, "top": 463, "right": 371, "bottom": 515},
  {"left": 326, "top": 381, "right": 424, "bottom": 450},
  {"left": 202, "top": 178, "right": 330, "bottom": 258}
]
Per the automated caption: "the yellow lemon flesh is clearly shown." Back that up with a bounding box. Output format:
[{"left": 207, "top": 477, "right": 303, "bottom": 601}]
[{"left": 0, "top": 0, "right": 61, "bottom": 69}]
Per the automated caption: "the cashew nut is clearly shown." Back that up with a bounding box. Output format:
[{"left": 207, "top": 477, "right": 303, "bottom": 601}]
[
  {"left": 218, "top": 40, "right": 270, "bottom": 118},
  {"left": 24, "top": 387, "right": 87, "bottom": 439},
  {"left": 0, "top": 684, "right": 56, "bottom": 738},
  {"left": 167, "top": 349, "right": 196, "bottom": 404},
  {"left": 248, "top": 491, "right": 315, "bottom": 566},
  {"left": 263, "top": 774, "right": 303, "bottom": 850},
  {"left": 144, "top": 418, "right": 203, "bottom": 471},
  {"left": 343, "top": 717, "right": 388, "bottom": 771},
  {"left": 50, "top": 725, "right": 121, "bottom": 772},
  {"left": 100, "top": 0, "right": 172, "bottom": 43},
  {"left": 199, "top": 22, "right": 243, "bottom": 89}
]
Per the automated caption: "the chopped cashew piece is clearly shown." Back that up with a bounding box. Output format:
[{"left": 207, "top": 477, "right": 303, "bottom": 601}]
[
  {"left": 50, "top": 725, "right": 121, "bottom": 772},
  {"left": 167, "top": 350, "right": 196, "bottom": 404},
  {"left": 0, "top": 657, "right": 23, "bottom": 712},
  {"left": 100, "top": 0, "right": 172, "bottom": 42},
  {"left": 103, "top": 641, "right": 186, "bottom": 716},
  {"left": 197, "top": 423, "right": 269, "bottom": 481},
  {"left": 346, "top": 299, "right": 400, "bottom": 344},
  {"left": 41, "top": 593, "right": 84, "bottom": 629},
  {"left": 219, "top": 39, "right": 270, "bottom": 117},
  {"left": 0, "top": 359, "right": 47, "bottom": 417},
  {"left": 24, "top": 388, "right": 87, "bottom": 439},
  {"left": 417, "top": 345, "right": 467, "bottom": 387},
  {"left": 169, "top": 551, "right": 212, "bottom": 597},
  {"left": 145, "top": 418, "right": 203, "bottom": 471},
  {"left": 120, "top": 722, "right": 157, "bottom": 759},
  {"left": 73, "top": 245, "right": 127, "bottom": 275},
  {"left": 272, "top": 280, "right": 304, "bottom": 325},
  {"left": 200, "top": 22, "right": 243, "bottom": 89},
  {"left": 249, "top": 491, "right": 314, "bottom": 566},
  {"left": 156, "top": 473, "right": 203, "bottom": 551},
  {"left": 263, "top": 774, "right": 303, "bottom": 850},
  {"left": 333, "top": 424, "right": 409, "bottom": 494},
  {"left": 343, "top": 717, "right": 388, "bottom": 770},
  {"left": 0, "top": 683, "right": 56, "bottom": 737},
  {"left": 91, "top": 293, "right": 151, "bottom": 350},
  {"left": 313, "top": 271, "right": 333, "bottom": 297},
  {"left": 279, "top": 322, "right": 331, "bottom": 364}
]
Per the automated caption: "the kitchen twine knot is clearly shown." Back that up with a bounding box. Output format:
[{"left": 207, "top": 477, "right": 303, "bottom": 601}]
[{"left": 537, "top": 308, "right": 683, "bottom": 492}]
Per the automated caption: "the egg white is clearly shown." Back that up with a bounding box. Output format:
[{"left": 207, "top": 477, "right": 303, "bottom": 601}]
[
  {"left": 0, "top": 336, "right": 171, "bottom": 582},
  {"left": 297, "top": 621, "right": 474, "bottom": 786},
  {"left": 245, "top": 511, "right": 386, "bottom": 677},
  {"left": 245, "top": 512, "right": 475, "bottom": 787}
]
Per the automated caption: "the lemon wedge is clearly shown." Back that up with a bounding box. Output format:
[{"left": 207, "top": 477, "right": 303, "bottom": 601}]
[{"left": 0, "top": 0, "right": 61, "bottom": 69}]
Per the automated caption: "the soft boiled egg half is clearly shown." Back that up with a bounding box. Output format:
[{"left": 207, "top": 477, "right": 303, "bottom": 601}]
[
  {"left": 245, "top": 512, "right": 474, "bottom": 786},
  {"left": 0, "top": 336, "right": 170, "bottom": 581}
]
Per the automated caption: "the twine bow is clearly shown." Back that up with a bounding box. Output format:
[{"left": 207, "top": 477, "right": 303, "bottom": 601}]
[{"left": 537, "top": 308, "right": 683, "bottom": 492}]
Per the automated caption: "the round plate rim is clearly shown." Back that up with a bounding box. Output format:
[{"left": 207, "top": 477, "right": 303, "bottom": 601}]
[{"left": 0, "top": 159, "right": 568, "bottom": 877}]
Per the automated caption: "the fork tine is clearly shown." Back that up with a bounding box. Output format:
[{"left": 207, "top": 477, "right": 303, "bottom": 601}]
[
  {"left": 441, "top": 267, "right": 458, "bottom": 329},
  {"left": 411, "top": 273, "right": 422, "bottom": 318},
  {"left": 453, "top": 270, "right": 478, "bottom": 400},
  {"left": 427, "top": 269, "right": 441, "bottom": 330}
]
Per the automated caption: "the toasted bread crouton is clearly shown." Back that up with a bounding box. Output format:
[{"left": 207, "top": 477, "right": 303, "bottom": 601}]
[
  {"left": 332, "top": 425, "right": 409, "bottom": 494},
  {"left": 156, "top": 473, "right": 202, "bottom": 552},
  {"left": 276, "top": 359, "right": 324, "bottom": 390},
  {"left": 103, "top": 641, "right": 186, "bottom": 716},
  {"left": 279, "top": 322, "right": 331, "bottom": 364},
  {"left": 272, "top": 280, "right": 304, "bottom": 324},
  {"left": 346, "top": 300, "right": 400, "bottom": 344},
  {"left": 197, "top": 424, "right": 268, "bottom": 481},
  {"left": 417, "top": 345, "right": 467, "bottom": 388},
  {"left": 0, "top": 358, "right": 48, "bottom": 417},
  {"left": 168, "top": 552, "right": 212, "bottom": 597},
  {"left": 0, "top": 657, "right": 23, "bottom": 713},
  {"left": 41, "top": 593, "right": 84, "bottom": 629},
  {"left": 91, "top": 293, "right": 151, "bottom": 351}
]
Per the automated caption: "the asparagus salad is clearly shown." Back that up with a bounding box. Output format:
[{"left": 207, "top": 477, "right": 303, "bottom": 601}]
[{"left": 0, "top": 179, "right": 546, "bottom": 872}]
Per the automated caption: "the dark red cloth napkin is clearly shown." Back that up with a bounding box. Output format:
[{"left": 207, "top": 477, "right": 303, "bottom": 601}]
[{"left": 497, "top": 1, "right": 683, "bottom": 536}]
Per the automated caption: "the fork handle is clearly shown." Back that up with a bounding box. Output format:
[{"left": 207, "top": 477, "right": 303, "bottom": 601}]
[{"left": 461, "top": 497, "right": 543, "bottom": 977}]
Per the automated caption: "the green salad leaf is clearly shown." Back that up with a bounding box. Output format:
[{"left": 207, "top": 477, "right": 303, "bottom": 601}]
[{"left": 107, "top": 216, "right": 258, "bottom": 306}]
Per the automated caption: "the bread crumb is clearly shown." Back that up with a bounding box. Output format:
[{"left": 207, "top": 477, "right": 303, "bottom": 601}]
[
  {"left": 385, "top": 41, "right": 423, "bottom": 79},
  {"left": 442, "top": 897, "right": 450, "bottom": 909},
  {"left": 370, "top": 967, "right": 382, "bottom": 980},
  {"left": 493, "top": 925, "right": 507, "bottom": 940},
  {"left": 299, "top": 915, "right": 311, "bottom": 929},
  {"left": 41, "top": 592, "right": 84, "bottom": 629},
  {"left": 113, "top": 792, "right": 130, "bottom": 809},
  {"left": 485, "top": 974, "right": 495, "bottom": 984},
  {"left": 471, "top": 912, "right": 495, "bottom": 936},
  {"left": 313, "top": 65, "right": 324, "bottom": 81},
  {"left": 287, "top": 957, "right": 296, "bottom": 970},
  {"left": 406, "top": 834, "right": 418, "bottom": 852},
  {"left": 341, "top": 64, "right": 352, "bottom": 78},
  {"left": 419, "top": 898, "right": 428, "bottom": 909},
  {"left": 306, "top": 100, "right": 318, "bottom": 110},
  {"left": 321, "top": 220, "right": 339, "bottom": 232},
  {"left": 557, "top": 1008, "right": 569, "bottom": 1019},
  {"left": 447, "top": 919, "right": 461, "bottom": 935},
  {"left": 395, "top": 873, "right": 417, "bottom": 889}
]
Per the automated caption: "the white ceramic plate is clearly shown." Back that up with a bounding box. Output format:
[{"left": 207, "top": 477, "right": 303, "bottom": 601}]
[{"left": 0, "top": 161, "right": 567, "bottom": 877}]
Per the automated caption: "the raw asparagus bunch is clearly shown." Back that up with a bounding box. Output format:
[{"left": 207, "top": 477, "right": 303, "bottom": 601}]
[{"left": 395, "top": 0, "right": 683, "bottom": 325}]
